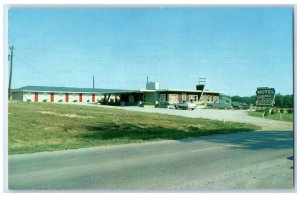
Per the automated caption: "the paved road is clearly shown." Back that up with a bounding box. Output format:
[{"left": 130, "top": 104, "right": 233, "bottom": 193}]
[
  {"left": 9, "top": 131, "right": 294, "bottom": 191},
  {"left": 81, "top": 104, "right": 293, "bottom": 131}
]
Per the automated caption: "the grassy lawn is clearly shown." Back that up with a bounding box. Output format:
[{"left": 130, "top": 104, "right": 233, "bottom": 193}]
[
  {"left": 9, "top": 101, "right": 260, "bottom": 155},
  {"left": 248, "top": 111, "right": 293, "bottom": 122}
]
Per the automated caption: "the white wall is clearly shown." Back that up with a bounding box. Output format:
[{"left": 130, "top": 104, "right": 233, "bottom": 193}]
[
  {"left": 15, "top": 91, "right": 118, "bottom": 103},
  {"left": 68, "top": 93, "right": 79, "bottom": 103},
  {"left": 39, "top": 92, "right": 49, "bottom": 102},
  {"left": 108, "top": 94, "right": 116, "bottom": 102},
  {"left": 95, "top": 94, "right": 103, "bottom": 102},
  {"left": 54, "top": 93, "right": 64, "bottom": 103},
  {"left": 23, "top": 92, "right": 34, "bottom": 102},
  {"left": 82, "top": 94, "right": 89, "bottom": 103}
]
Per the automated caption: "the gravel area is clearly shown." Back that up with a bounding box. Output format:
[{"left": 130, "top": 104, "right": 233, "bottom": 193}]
[{"left": 87, "top": 104, "right": 293, "bottom": 131}]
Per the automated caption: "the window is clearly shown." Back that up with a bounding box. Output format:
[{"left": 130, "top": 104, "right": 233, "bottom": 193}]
[
  {"left": 169, "top": 94, "right": 179, "bottom": 103},
  {"left": 194, "top": 95, "right": 198, "bottom": 101},
  {"left": 160, "top": 94, "right": 166, "bottom": 102}
]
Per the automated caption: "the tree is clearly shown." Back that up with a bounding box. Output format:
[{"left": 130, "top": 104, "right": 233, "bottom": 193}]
[
  {"left": 274, "top": 93, "right": 284, "bottom": 108},
  {"left": 274, "top": 94, "right": 293, "bottom": 108},
  {"left": 231, "top": 95, "right": 256, "bottom": 105},
  {"left": 283, "top": 95, "right": 293, "bottom": 108}
]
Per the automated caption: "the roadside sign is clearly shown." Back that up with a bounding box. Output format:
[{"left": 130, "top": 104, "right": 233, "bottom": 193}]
[{"left": 256, "top": 87, "right": 275, "bottom": 107}]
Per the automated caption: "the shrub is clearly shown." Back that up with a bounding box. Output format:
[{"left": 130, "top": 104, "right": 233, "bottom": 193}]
[
  {"left": 280, "top": 109, "right": 284, "bottom": 113},
  {"left": 43, "top": 99, "right": 47, "bottom": 102},
  {"left": 271, "top": 109, "right": 275, "bottom": 114},
  {"left": 58, "top": 99, "right": 63, "bottom": 102},
  {"left": 287, "top": 108, "right": 293, "bottom": 114},
  {"left": 73, "top": 100, "right": 78, "bottom": 103},
  {"left": 159, "top": 102, "right": 170, "bottom": 108},
  {"left": 26, "top": 99, "right": 31, "bottom": 102},
  {"left": 264, "top": 109, "right": 269, "bottom": 117},
  {"left": 143, "top": 102, "right": 155, "bottom": 106},
  {"left": 107, "top": 102, "right": 118, "bottom": 106},
  {"left": 87, "top": 100, "right": 90, "bottom": 102}
]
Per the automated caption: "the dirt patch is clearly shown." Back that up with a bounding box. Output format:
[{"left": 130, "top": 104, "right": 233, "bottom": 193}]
[{"left": 38, "top": 111, "right": 95, "bottom": 119}]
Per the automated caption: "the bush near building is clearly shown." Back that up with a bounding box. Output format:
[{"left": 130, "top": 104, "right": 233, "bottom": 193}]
[
  {"left": 287, "top": 108, "right": 293, "bottom": 114},
  {"left": 248, "top": 111, "right": 293, "bottom": 122}
]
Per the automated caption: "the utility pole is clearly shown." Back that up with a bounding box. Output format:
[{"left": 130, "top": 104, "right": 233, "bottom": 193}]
[
  {"left": 8, "top": 46, "right": 14, "bottom": 99},
  {"left": 93, "top": 75, "right": 95, "bottom": 89}
]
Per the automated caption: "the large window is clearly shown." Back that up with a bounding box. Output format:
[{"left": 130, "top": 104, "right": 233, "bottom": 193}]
[
  {"left": 160, "top": 94, "right": 166, "bottom": 102},
  {"left": 169, "top": 94, "right": 179, "bottom": 103}
]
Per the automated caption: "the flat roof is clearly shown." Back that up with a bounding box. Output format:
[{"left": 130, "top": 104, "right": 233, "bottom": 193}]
[
  {"left": 12, "top": 86, "right": 133, "bottom": 94},
  {"left": 12, "top": 86, "right": 222, "bottom": 94},
  {"left": 133, "top": 89, "right": 222, "bottom": 94}
]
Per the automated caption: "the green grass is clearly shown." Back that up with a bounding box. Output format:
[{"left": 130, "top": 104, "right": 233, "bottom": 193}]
[
  {"left": 248, "top": 111, "right": 293, "bottom": 122},
  {"left": 8, "top": 101, "right": 260, "bottom": 155}
]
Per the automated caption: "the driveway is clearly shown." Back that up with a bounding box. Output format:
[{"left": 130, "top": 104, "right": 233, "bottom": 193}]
[
  {"left": 90, "top": 105, "right": 293, "bottom": 131},
  {"left": 9, "top": 131, "right": 294, "bottom": 190}
]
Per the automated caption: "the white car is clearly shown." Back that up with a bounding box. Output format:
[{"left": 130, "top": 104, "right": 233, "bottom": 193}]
[{"left": 175, "top": 101, "right": 197, "bottom": 110}]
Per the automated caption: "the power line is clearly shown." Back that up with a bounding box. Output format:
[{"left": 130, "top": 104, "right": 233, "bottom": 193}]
[{"left": 8, "top": 46, "right": 15, "bottom": 99}]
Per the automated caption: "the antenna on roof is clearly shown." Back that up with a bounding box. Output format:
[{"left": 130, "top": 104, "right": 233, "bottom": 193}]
[
  {"left": 198, "top": 77, "right": 207, "bottom": 85},
  {"left": 147, "top": 76, "right": 149, "bottom": 84}
]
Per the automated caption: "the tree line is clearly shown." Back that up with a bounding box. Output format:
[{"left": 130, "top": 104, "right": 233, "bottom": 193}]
[{"left": 230, "top": 94, "right": 293, "bottom": 108}]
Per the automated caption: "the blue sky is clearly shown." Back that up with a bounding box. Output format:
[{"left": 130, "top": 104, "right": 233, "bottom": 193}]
[{"left": 8, "top": 7, "right": 293, "bottom": 96}]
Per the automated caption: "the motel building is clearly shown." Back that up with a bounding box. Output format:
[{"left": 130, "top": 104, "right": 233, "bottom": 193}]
[
  {"left": 11, "top": 82, "right": 222, "bottom": 107},
  {"left": 11, "top": 86, "right": 125, "bottom": 104}
]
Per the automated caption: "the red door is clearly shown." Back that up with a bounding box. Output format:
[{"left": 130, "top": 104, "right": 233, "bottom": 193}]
[
  {"left": 50, "top": 93, "right": 54, "bottom": 102},
  {"left": 34, "top": 92, "right": 39, "bottom": 102},
  {"left": 186, "top": 95, "right": 190, "bottom": 102},
  {"left": 92, "top": 94, "right": 95, "bottom": 102},
  {"left": 79, "top": 93, "right": 83, "bottom": 102},
  {"left": 65, "top": 93, "right": 69, "bottom": 102}
]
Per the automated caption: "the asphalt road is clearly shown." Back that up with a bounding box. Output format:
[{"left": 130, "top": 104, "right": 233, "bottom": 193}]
[{"left": 9, "top": 131, "right": 294, "bottom": 191}]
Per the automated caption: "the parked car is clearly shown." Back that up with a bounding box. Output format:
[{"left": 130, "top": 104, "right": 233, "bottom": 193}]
[
  {"left": 206, "top": 100, "right": 232, "bottom": 109},
  {"left": 232, "top": 102, "right": 250, "bottom": 110},
  {"left": 175, "top": 101, "right": 197, "bottom": 110},
  {"left": 232, "top": 102, "right": 243, "bottom": 109}
]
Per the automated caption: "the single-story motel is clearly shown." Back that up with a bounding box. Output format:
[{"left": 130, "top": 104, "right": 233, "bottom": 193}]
[{"left": 11, "top": 82, "right": 222, "bottom": 107}]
